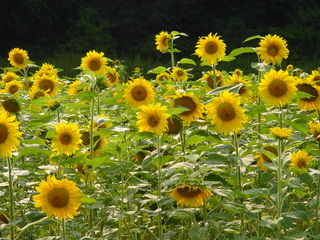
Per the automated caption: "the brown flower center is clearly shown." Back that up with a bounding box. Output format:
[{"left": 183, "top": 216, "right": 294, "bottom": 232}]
[
  {"left": 297, "top": 83, "right": 318, "bottom": 102},
  {"left": 205, "top": 41, "right": 218, "bottom": 54},
  {"left": 167, "top": 117, "right": 182, "bottom": 134},
  {"left": 217, "top": 102, "right": 236, "bottom": 121},
  {"left": 107, "top": 73, "right": 117, "bottom": 83},
  {"left": 13, "top": 53, "right": 24, "bottom": 65},
  {"left": 88, "top": 59, "right": 101, "bottom": 71},
  {"left": 48, "top": 188, "right": 70, "bottom": 208},
  {"left": 60, "top": 133, "right": 72, "bottom": 145},
  {"left": 177, "top": 70, "right": 184, "bottom": 77},
  {"left": 297, "top": 158, "right": 307, "bottom": 169},
  {"left": 268, "top": 79, "right": 288, "bottom": 97},
  {"left": 148, "top": 116, "right": 159, "bottom": 127},
  {"left": 81, "top": 131, "right": 90, "bottom": 146},
  {"left": 4, "top": 76, "right": 15, "bottom": 83},
  {"left": 34, "top": 91, "right": 45, "bottom": 99},
  {"left": 174, "top": 96, "right": 196, "bottom": 116},
  {"left": 8, "top": 85, "right": 19, "bottom": 94},
  {"left": 131, "top": 86, "right": 147, "bottom": 101},
  {"left": 2, "top": 99, "right": 20, "bottom": 113},
  {"left": 238, "top": 85, "right": 246, "bottom": 95},
  {"left": 267, "top": 45, "right": 279, "bottom": 57},
  {"left": 176, "top": 186, "right": 202, "bottom": 198},
  {"left": 0, "top": 123, "right": 9, "bottom": 144},
  {"left": 39, "top": 79, "right": 54, "bottom": 93}
]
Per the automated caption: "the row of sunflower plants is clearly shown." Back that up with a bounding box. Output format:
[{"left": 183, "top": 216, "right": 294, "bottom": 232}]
[{"left": 0, "top": 30, "right": 320, "bottom": 240}]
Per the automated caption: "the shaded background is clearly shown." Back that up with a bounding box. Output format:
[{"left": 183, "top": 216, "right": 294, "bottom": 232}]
[{"left": 1, "top": 0, "right": 319, "bottom": 75}]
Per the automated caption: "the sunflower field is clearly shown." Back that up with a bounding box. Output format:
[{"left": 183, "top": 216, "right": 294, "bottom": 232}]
[{"left": 1, "top": 31, "right": 320, "bottom": 240}]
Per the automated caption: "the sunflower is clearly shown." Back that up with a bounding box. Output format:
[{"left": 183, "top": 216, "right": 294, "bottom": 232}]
[
  {"left": 195, "top": 33, "right": 226, "bottom": 65},
  {"left": 4, "top": 80, "right": 24, "bottom": 94},
  {"left": 270, "top": 127, "right": 292, "bottom": 139},
  {"left": 137, "top": 104, "right": 170, "bottom": 136},
  {"left": 295, "top": 78, "right": 320, "bottom": 110},
  {"left": 233, "top": 69, "right": 243, "bottom": 76},
  {"left": 81, "top": 50, "right": 107, "bottom": 74},
  {"left": 206, "top": 91, "right": 247, "bottom": 134},
  {"left": 226, "top": 73, "right": 252, "bottom": 102},
  {"left": 93, "top": 115, "right": 112, "bottom": 129},
  {"left": 308, "top": 121, "right": 320, "bottom": 142},
  {"left": 201, "top": 70, "right": 223, "bottom": 89},
  {"left": 68, "top": 80, "right": 89, "bottom": 96},
  {"left": 93, "top": 136, "right": 107, "bottom": 156},
  {"left": 0, "top": 111, "right": 21, "bottom": 158},
  {"left": 8, "top": 48, "right": 29, "bottom": 69},
  {"left": 286, "top": 64, "right": 294, "bottom": 72},
  {"left": 290, "top": 150, "right": 313, "bottom": 170},
  {"left": 33, "top": 175, "right": 81, "bottom": 219},
  {"left": 1, "top": 98, "right": 20, "bottom": 114},
  {"left": 155, "top": 31, "right": 171, "bottom": 52},
  {"left": 33, "top": 75, "right": 59, "bottom": 97},
  {"left": 29, "top": 87, "right": 49, "bottom": 100},
  {"left": 2, "top": 71, "right": 18, "bottom": 85},
  {"left": 257, "top": 34, "right": 289, "bottom": 65},
  {"left": 171, "top": 184, "right": 212, "bottom": 208},
  {"left": 172, "top": 92, "right": 204, "bottom": 125},
  {"left": 171, "top": 67, "right": 188, "bottom": 82},
  {"left": 257, "top": 146, "right": 278, "bottom": 171},
  {"left": 308, "top": 70, "right": 320, "bottom": 86},
  {"left": 103, "top": 66, "right": 120, "bottom": 87},
  {"left": 166, "top": 117, "right": 182, "bottom": 134},
  {"left": 76, "top": 164, "right": 95, "bottom": 184},
  {"left": 156, "top": 72, "right": 171, "bottom": 81},
  {"left": 52, "top": 122, "right": 82, "bottom": 156},
  {"left": 124, "top": 77, "right": 155, "bottom": 108},
  {"left": 259, "top": 69, "right": 296, "bottom": 106}
]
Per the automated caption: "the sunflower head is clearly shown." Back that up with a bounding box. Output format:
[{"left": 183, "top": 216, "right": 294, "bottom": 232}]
[
  {"left": 257, "top": 34, "right": 289, "bottom": 65},
  {"left": 206, "top": 91, "right": 247, "bottom": 134},
  {"left": 155, "top": 31, "right": 171, "bottom": 52},
  {"left": 0, "top": 111, "right": 21, "bottom": 157},
  {"left": 156, "top": 72, "right": 171, "bottom": 82},
  {"left": 52, "top": 122, "right": 82, "bottom": 156},
  {"left": 8, "top": 48, "right": 29, "bottom": 69},
  {"left": 290, "top": 150, "right": 313, "bottom": 170},
  {"left": 270, "top": 127, "right": 292, "bottom": 139},
  {"left": 172, "top": 92, "right": 203, "bottom": 125},
  {"left": 33, "top": 175, "right": 81, "bottom": 219},
  {"left": 34, "top": 75, "right": 59, "bottom": 97},
  {"left": 76, "top": 164, "right": 95, "bottom": 184},
  {"left": 308, "top": 121, "right": 320, "bottom": 142},
  {"left": 124, "top": 77, "right": 155, "bottom": 108},
  {"left": 171, "top": 67, "right": 188, "bottom": 82},
  {"left": 259, "top": 69, "right": 296, "bottom": 106},
  {"left": 308, "top": 70, "right": 320, "bottom": 86},
  {"left": 226, "top": 73, "right": 252, "bottom": 102},
  {"left": 166, "top": 117, "right": 182, "bottom": 134},
  {"left": 29, "top": 87, "right": 49, "bottom": 100},
  {"left": 201, "top": 70, "right": 223, "bottom": 89},
  {"left": 81, "top": 50, "right": 107, "bottom": 74},
  {"left": 1, "top": 98, "right": 20, "bottom": 114},
  {"left": 137, "top": 104, "right": 171, "bottom": 136},
  {"left": 233, "top": 69, "right": 243, "bottom": 76},
  {"left": 286, "top": 64, "right": 294, "bottom": 72},
  {"left": 4, "top": 80, "right": 24, "bottom": 95},
  {"left": 257, "top": 146, "right": 278, "bottom": 171},
  {"left": 195, "top": 33, "right": 226, "bottom": 65},
  {"left": 68, "top": 80, "right": 89, "bottom": 96},
  {"left": 171, "top": 184, "right": 212, "bottom": 208},
  {"left": 103, "top": 67, "right": 120, "bottom": 87},
  {"left": 2, "top": 71, "right": 18, "bottom": 85},
  {"left": 295, "top": 78, "right": 320, "bottom": 110}
]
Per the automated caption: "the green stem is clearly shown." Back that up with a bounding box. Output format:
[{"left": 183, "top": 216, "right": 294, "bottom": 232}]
[
  {"left": 62, "top": 218, "right": 66, "bottom": 240},
  {"left": 170, "top": 38, "right": 175, "bottom": 68},
  {"left": 57, "top": 108, "right": 60, "bottom": 123},
  {"left": 179, "top": 123, "right": 186, "bottom": 156},
  {"left": 157, "top": 136, "right": 163, "bottom": 240},
  {"left": 276, "top": 138, "right": 283, "bottom": 239},
  {"left": 316, "top": 174, "right": 320, "bottom": 235},
  {"left": 7, "top": 157, "right": 14, "bottom": 240}
]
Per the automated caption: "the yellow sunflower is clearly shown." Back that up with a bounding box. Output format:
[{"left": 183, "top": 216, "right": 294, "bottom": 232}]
[
  {"left": 124, "top": 77, "right": 155, "bottom": 108},
  {"left": 233, "top": 69, "right": 243, "bottom": 76},
  {"left": 93, "top": 115, "right": 112, "bottom": 129},
  {"left": 33, "top": 75, "right": 59, "bottom": 97},
  {"left": 206, "top": 91, "right": 247, "bottom": 134},
  {"left": 8, "top": 48, "right": 29, "bottom": 69},
  {"left": 286, "top": 64, "right": 294, "bottom": 72},
  {"left": 295, "top": 78, "right": 320, "bottom": 110},
  {"left": 270, "top": 127, "right": 292, "bottom": 139},
  {"left": 29, "top": 87, "right": 49, "bottom": 100},
  {"left": 156, "top": 72, "right": 171, "bottom": 81},
  {"left": 35, "top": 63, "right": 58, "bottom": 79},
  {"left": 2, "top": 71, "right": 18, "bottom": 85},
  {"left": 290, "top": 150, "right": 313, "bottom": 170},
  {"left": 172, "top": 92, "right": 204, "bottom": 125},
  {"left": 256, "top": 146, "right": 278, "bottom": 171},
  {"left": 103, "top": 66, "right": 120, "bottom": 87},
  {"left": 201, "top": 70, "right": 224, "bottom": 89},
  {"left": 171, "top": 184, "right": 212, "bottom": 208},
  {"left": 257, "top": 34, "right": 289, "bottom": 65},
  {"left": 137, "top": 104, "right": 170, "bottom": 136},
  {"left": 226, "top": 73, "right": 252, "bottom": 102},
  {"left": 93, "top": 136, "right": 108, "bottom": 156},
  {"left": 4, "top": 80, "right": 24, "bottom": 94},
  {"left": 171, "top": 67, "right": 188, "bottom": 82},
  {"left": 155, "top": 31, "right": 171, "bottom": 52},
  {"left": 68, "top": 80, "right": 89, "bottom": 96},
  {"left": 259, "top": 69, "right": 296, "bottom": 106},
  {"left": 0, "top": 111, "right": 21, "bottom": 158},
  {"left": 308, "top": 121, "right": 320, "bottom": 142},
  {"left": 1, "top": 98, "right": 20, "bottom": 114},
  {"left": 195, "top": 33, "right": 226, "bottom": 65},
  {"left": 166, "top": 117, "right": 182, "bottom": 134},
  {"left": 81, "top": 50, "right": 107, "bottom": 74},
  {"left": 308, "top": 70, "right": 320, "bottom": 86},
  {"left": 33, "top": 175, "right": 81, "bottom": 219},
  {"left": 52, "top": 122, "right": 82, "bottom": 156}
]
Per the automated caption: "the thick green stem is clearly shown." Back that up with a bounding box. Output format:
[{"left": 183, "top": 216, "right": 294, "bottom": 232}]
[
  {"left": 7, "top": 157, "right": 14, "bottom": 240},
  {"left": 62, "top": 219, "right": 66, "bottom": 240},
  {"left": 276, "top": 138, "right": 283, "bottom": 239},
  {"left": 316, "top": 175, "right": 320, "bottom": 235},
  {"left": 170, "top": 38, "right": 175, "bottom": 68},
  {"left": 157, "top": 136, "right": 163, "bottom": 240}
]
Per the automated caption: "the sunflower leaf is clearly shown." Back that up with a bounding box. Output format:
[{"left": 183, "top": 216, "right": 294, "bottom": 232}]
[
  {"left": 228, "top": 47, "right": 256, "bottom": 57},
  {"left": 221, "top": 56, "right": 236, "bottom": 62},
  {"left": 166, "top": 107, "right": 188, "bottom": 115},
  {"left": 243, "top": 35, "right": 263, "bottom": 43},
  {"left": 177, "top": 58, "right": 196, "bottom": 66},
  {"left": 147, "top": 66, "right": 167, "bottom": 75}
]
